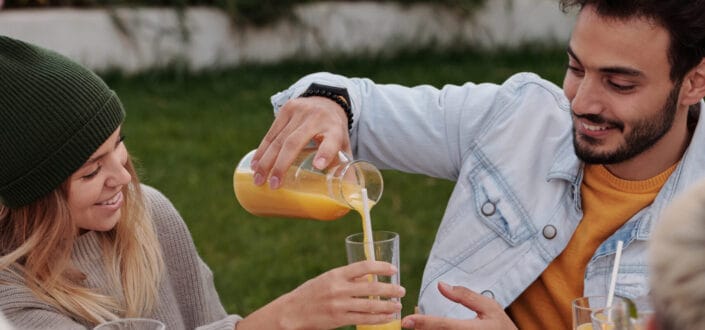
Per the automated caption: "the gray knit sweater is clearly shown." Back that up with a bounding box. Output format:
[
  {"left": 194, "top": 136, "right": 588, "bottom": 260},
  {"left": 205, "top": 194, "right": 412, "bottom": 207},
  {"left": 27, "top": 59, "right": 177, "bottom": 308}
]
[{"left": 0, "top": 185, "right": 242, "bottom": 329}]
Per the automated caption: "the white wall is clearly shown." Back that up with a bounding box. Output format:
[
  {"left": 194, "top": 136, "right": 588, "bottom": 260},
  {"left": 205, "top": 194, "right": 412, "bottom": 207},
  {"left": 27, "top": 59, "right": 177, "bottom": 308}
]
[{"left": 0, "top": 0, "right": 576, "bottom": 74}]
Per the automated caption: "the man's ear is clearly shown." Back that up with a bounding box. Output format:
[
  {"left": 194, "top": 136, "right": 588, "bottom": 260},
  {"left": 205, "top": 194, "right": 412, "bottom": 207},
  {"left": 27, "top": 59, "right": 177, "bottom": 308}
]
[{"left": 680, "top": 58, "right": 705, "bottom": 106}]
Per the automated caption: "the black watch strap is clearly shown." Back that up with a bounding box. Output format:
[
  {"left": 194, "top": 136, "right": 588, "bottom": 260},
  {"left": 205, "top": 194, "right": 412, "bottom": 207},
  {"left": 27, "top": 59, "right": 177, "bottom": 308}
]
[{"left": 300, "top": 83, "right": 353, "bottom": 130}]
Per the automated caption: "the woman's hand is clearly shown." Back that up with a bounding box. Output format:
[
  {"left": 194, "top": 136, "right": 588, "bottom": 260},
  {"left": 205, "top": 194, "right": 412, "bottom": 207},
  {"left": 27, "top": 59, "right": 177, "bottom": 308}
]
[
  {"left": 401, "top": 282, "right": 517, "bottom": 330},
  {"left": 237, "top": 260, "right": 405, "bottom": 330}
]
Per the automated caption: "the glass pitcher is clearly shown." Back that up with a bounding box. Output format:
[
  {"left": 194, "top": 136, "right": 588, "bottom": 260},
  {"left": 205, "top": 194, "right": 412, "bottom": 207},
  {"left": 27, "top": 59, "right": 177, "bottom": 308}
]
[{"left": 233, "top": 147, "right": 383, "bottom": 221}]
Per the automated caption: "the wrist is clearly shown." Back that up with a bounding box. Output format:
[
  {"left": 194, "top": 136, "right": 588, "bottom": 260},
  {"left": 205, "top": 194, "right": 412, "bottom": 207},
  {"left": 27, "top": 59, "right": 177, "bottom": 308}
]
[
  {"left": 300, "top": 83, "right": 353, "bottom": 130},
  {"left": 273, "top": 291, "right": 302, "bottom": 330},
  {"left": 242, "top": 291, "right": 301, "bottom": 330}
]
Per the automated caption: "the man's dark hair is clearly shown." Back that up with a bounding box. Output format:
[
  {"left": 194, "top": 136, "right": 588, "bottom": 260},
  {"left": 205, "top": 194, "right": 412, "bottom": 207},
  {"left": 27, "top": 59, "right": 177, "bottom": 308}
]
[{"left": 560, "top": 0, "right": 705, "bottom": 83}]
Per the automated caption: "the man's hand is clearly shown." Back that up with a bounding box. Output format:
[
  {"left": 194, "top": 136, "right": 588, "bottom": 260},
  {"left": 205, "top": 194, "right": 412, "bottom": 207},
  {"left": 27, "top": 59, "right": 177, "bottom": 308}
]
[
  {"left": 251, "top": 96, "right": 351, "bottom": 189},
  {"left": 401, "top": 282, "right": 517, "bottom": 330}
]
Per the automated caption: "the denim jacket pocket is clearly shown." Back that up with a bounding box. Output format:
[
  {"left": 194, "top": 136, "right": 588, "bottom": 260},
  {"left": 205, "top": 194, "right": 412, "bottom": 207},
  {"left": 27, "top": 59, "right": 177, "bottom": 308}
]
[{"left": 467, "top": 150, "right": 536, "bottom": 246}]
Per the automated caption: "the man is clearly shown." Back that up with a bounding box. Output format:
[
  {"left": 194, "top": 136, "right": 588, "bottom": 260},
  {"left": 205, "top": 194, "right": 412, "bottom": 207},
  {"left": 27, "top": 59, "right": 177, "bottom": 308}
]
[{"left": 251, "top": 0, "right": 705, "bottom": 328}]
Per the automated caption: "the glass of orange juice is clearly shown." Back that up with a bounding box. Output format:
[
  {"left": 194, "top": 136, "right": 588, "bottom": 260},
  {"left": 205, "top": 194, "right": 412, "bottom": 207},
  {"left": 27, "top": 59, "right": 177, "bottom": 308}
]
[
  {"left": 628, "top": 296, "right": 653, "bottom": 330},
  {"left": 591, "top": 295, "right": 652, "bottom": 330},
  {"left": 345, "top": 231, "right": 401, "bottom": 330},
  {"left": 573, "top": 296, "right": 628, "bottom": 330},
  {"left": 233, "top": 147, "right": 383, "bottom": 221},
  {"left": 590, "top": 302, "right": 631, "bottom": 330}
]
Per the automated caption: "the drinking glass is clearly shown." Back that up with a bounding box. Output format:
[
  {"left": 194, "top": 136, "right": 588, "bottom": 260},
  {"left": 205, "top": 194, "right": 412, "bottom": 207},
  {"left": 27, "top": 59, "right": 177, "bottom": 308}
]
[
  {"left": 345, "top": 231, "right": 401, "bottom": 330},
  {"left": 573, "top": 296, "right": 626, "bottom": 330},
  {"left": 629, "top": 296, "right": 654, "bottom": 330},
  {"left": 590, "top": 300, "right": 631, "bottom": 330},
  {"left": 590, "top": 295, "right": 654, "bottom": 330},
  {"left": 93, "top": 318, "right": 165, "bottom": 330}
]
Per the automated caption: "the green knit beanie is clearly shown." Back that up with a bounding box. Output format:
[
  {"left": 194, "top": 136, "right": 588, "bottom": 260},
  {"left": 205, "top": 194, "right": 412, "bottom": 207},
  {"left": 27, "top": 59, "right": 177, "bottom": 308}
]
[{"left": 0, "top": 36, "right": 125, "bottom": 208}]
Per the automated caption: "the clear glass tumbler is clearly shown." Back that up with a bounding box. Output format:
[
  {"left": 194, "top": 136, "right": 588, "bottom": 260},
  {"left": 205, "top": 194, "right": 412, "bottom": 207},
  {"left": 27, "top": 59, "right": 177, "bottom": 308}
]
[{"left": 346, "top": 231, "right": 401, "bottom": 330}]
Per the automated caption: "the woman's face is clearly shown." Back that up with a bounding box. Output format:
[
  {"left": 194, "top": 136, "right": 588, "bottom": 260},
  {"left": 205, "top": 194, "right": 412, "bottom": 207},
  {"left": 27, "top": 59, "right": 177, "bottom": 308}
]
[{"left": 66, "top": 127, "right": 131, "bottom": 232}]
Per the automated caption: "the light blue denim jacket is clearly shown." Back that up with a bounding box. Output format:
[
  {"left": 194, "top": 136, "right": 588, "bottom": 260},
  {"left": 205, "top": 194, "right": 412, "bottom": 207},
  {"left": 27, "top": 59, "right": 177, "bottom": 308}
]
[{"left": 271, "top": 72, "right": 705, "bottom": 318}]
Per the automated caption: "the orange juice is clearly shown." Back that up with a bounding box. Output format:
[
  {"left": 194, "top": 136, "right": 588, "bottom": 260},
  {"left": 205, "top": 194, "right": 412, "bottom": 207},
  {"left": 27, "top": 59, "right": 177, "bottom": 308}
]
[
  {"left": 577, "top": 323, "right": 594, "bottom": 330},
  {"left": 357, "top": 319, "right": 401, "bottom": 330},
  {"left": 233, "top": 149, "right": 382, "bottom": 221},
  {"left": 578, "top": 322, "right": 617, "bottom": 330},
  {"left": 348, "top": 198, "right": 375, "bottom": 259},
  {"left": 234, "top": 171, "right": 351, "bottom": 220}
]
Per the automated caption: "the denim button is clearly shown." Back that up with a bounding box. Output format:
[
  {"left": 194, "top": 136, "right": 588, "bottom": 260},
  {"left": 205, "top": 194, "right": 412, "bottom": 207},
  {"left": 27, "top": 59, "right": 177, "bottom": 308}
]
[
  {"left": 481, "top": 201, "right": 496, "bottom": 216},
  {"left": 481, "top": 290, "right": 495, "bottom": 299},
  {"left": 542, "top": 225, "right": 557, "bottom": 239}
]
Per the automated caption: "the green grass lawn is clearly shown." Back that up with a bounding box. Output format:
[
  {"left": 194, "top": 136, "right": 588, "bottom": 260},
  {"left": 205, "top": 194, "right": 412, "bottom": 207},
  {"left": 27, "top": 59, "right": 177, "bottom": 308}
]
[{"left": 107, "top": 46, "right": 567, "bottom": 327}]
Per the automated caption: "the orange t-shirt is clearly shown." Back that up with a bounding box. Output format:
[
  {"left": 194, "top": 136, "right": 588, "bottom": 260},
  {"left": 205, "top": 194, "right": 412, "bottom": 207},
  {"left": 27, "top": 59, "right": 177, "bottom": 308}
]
[{"left": 507, "top": 163, "right": 676, "bottom": 330}]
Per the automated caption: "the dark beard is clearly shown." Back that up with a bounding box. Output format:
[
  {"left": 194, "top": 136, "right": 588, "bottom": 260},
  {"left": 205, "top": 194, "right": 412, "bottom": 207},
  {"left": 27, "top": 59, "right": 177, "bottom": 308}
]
[{"left": 573, "top": 84, "right": 680, "bottom": 164}]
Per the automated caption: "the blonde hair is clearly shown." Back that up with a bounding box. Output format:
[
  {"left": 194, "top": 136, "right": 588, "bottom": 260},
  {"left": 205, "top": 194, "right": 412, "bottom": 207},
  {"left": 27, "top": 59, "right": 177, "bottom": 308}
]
[
  {"left": 0, "top": 156, "right": 164, "bottom": 325},
  {"left": 650, "top": 179, "right": 705, "bottom": 330}
]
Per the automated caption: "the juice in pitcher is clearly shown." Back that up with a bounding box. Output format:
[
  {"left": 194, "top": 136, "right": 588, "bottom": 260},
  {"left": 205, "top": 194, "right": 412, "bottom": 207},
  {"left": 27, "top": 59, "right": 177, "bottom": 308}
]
[{"left": 233, "top": 148, "right": 383, "bottom": 221}]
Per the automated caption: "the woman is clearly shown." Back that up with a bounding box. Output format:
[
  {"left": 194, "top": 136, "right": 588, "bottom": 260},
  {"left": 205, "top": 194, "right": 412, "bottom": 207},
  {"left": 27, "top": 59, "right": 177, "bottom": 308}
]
[{"left": 0, "top": 35, "right": 404, "bottom": 329}]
